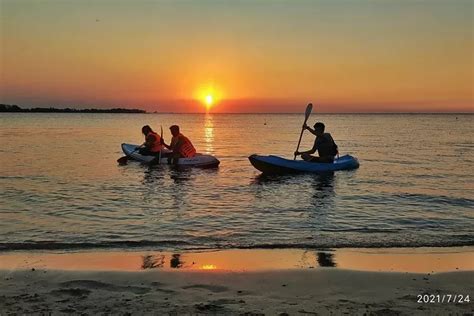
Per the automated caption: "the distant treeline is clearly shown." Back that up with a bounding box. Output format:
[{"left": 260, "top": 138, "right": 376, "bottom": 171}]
[{"left": 0, "top": 104, "right": 146, "bottom": 113}]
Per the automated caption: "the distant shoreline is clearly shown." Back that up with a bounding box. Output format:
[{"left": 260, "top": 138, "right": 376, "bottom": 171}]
[
  {"left": 0, "top": 104, "right": 146, "bottom": 113},
  {"left": 1, "top": 104, "right": 472, "bottom": 114}
]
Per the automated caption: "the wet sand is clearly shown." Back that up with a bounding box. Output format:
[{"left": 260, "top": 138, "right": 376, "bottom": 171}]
[{"left": 1, "top": 248, "right": 473, "bottom": 315}]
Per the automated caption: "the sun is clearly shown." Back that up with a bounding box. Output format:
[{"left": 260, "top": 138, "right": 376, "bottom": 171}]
[
  {"left": 194, "top": 84, "right": 223, "bottom": 112},
  {"left": 205, "top": 94, "right": 214, "bottom": 108}
]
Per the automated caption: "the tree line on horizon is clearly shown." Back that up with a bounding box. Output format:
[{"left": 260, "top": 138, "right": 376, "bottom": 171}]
[{"left": 0, "top": 104, "right": 146, "bottom": 113}]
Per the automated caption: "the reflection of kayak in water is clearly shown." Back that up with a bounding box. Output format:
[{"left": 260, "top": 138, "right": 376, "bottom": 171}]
[
  {"left": 121, "top": 143, "right": 220, "bottom": 168},
  {"left": 248, "top": 154, "right": 359, "bottom": 175}
]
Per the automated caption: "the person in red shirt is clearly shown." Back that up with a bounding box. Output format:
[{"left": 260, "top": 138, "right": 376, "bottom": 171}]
[
  {"left": 139, "top": 125, "right": 164, "bottom": 156},
  {"left": 162, "top": 125, "right": 196, "bottom": 163}
]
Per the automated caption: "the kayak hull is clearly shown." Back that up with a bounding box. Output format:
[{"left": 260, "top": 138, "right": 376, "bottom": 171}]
[
  {"left": 248, "top": 154, "right": 359, "bottom": 174},
  {"left": 121, "top": 143, "right": 220, "bottom": 168}
]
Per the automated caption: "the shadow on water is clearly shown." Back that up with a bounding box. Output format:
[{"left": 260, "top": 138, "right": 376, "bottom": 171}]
[
  {"left": 141, "top": 254, "right": 165, "bottom": 269},
  {"left": 252, "top": 172, "right": 334, "bottom": 187},
  {"left": 252, "top": 172, "right": 336, "bottom": 208},
  {"left": 316, "top": 251, "right": 337, "bottom": 267},
  {"left": 142, "top": 165, "right": 194, "bottom": 185},
  {"left": 168, "top": 168, "right": 194, "bottom": 184},
  {"left": 143, "top": 164, "right": 218, "bottom": 185},
  {"left": 142, "top": 165, "right": 167, "bottom": 186},
  {"left": 140, "top": 165, "right": 195, "bottom": 212},
  {"left": 251, "top": 173, "right": 299, "bottom": 185},
  {"left": 140, "top": 253, "right": 186, "bottom": 269},
  {"left": 170, "top": 254, "right": 184, "bottom": 268},
  {"left": 310, "top": 173, "right": 335, "bottom": 210}
]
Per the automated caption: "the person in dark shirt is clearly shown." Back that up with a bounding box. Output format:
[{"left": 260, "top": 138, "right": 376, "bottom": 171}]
[{"left": 294, "top": 122, "right": 338, "bottom": 163}]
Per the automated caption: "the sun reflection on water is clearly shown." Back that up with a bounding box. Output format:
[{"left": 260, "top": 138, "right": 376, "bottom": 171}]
[
  {"left": 203, "top": 114, "right": 214, "bottom": 154},
  {"left": 200, "top": 264, "right": 217, "bottom": 270}
]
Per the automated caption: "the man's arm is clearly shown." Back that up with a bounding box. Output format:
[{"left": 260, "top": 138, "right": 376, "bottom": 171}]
[
  {"left": 172, "top": 138, "right": 184, "bottom": 153},
  {"left": 295, "top": 140, "right": 318, "bottom": 156},
  {"left": 160, "top": 137, "right": 171, "bottom": 150},
  {"left": 303, "top": 123, "right": 318, "bottom": 136}
]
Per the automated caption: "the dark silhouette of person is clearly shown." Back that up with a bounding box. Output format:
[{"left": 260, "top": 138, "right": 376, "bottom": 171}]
[{"left": 294, "top": 122, "right": 338, "bottom": 163}]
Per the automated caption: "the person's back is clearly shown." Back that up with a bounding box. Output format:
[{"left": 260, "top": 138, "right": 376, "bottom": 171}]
[
  {"left": 315, "top": 132, "right": 338, "bottom": 158},
  {"left": 164, "top": 125, "right": 196, "bottom": 160},
  {"left": 171, "top": 133, "right": 196, "bottom": 158},
  {"left": 140, "top": 125, "right": 163, "bottom": 155}
]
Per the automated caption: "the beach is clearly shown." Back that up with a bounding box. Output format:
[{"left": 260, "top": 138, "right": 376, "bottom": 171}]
[{"left": 1, "top": 248, "right": 473, "bottom": 315}]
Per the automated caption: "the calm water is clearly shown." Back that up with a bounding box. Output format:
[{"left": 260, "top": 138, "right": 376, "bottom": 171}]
[{"left": 0, "top": 113, "right": 473, "bottom": 251}]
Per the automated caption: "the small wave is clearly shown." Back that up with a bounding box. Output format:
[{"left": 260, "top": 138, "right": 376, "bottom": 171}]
[
  {"left": 0, "top": 240, "right": 195, "bottom": 251},
  {"left": 238, "top": 239, "right": 474, "bottom": 249},
  {"left": 1, "top": 237, "right": 473, "bottom": 252},
  {"left": 319, "top": 228, "right": 402, "bottom": 233},
  {"left": 0, "top": 175, "right": 48, "bottom": 181},
  {"left": 393, "top": 193, "right": 474, "bottom": 208}
]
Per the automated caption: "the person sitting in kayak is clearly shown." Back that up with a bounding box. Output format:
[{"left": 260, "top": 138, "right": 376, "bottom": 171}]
[
  {"left": 139, "top": 125, "right": 164, "bottom": 156},
  {"left": 161, "top": 125, "right": 196, "bottom": 163},
  {"left": 294, "top": 122, "right": 338, "bottom": 163}
]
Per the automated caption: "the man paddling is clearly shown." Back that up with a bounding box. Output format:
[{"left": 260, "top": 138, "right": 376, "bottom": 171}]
[
  {"left": 294, "top": 122, "right": 338, "bottom": 163},
  {"left": 161, "top": 125, "right": 196, "bottom": 164},
  {"left": 139, "top": 125, "right": 164, "bottom": 156}
]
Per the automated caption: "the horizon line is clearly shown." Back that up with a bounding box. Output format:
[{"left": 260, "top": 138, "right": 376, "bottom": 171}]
[{"left": 1, "top": 103, "right": 472, "bottom": 114}]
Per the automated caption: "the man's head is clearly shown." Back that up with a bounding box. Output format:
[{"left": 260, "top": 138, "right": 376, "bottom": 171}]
[
  {"left": 170, "top": 125, "right": 180, "bottom": 137},
  {"left": 313, "top": 122, "right": 325, "bottom": 136},
  {"left": 142, "top": 125, "right": 152, "bottom": 135}
]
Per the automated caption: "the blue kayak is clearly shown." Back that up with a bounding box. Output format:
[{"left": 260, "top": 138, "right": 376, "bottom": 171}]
[{"left": 248, "top": 154, "right": 359, "bottom": 174}]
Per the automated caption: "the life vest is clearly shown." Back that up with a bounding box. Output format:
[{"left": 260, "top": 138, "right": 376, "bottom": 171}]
[
  {"left": 147, "top": 131, "right": 163, "bottom": 153},
  {"left": 316, "top": 133, "right": 338, "bottom": 157},
  {"left": 171, "top": 133, "right": 196, "bottom": 157}
]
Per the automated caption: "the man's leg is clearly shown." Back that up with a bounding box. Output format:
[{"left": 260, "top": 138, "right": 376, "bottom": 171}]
[
  {"left": 167, "top": 152, "right": 182, "bottom": 165},
  {"left": 319, "top": 156, "right": 335, "bottom": 163},
  {"left": 301, "top": 153, "right": 317, "bottom": 162},
  {"left": 301, "top": 153, "right": 334, "bottom": 163}
]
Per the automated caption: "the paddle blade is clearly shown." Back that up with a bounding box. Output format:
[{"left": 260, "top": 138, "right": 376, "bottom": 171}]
[
  {"left": 304, "top": 103, "right": 313, "bottom": 121},
  {"left": 294, "top": 103, "right": 313, "bottom": 160},
  {"left": 117, "top": 156, "right": 128, "bottom": 165}
]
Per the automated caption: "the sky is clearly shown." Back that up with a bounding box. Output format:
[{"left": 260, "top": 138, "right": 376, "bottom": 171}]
[{"left": 0, "top": 0, "right": 473, "bottom": 113}]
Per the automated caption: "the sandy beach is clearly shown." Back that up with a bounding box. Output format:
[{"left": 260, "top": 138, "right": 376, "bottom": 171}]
[
  {"left": 1, "top": 248, "right": 472, "bottom": 315},
  {"left": 1, "top": 269, "right": 472, "bottom": 315}
]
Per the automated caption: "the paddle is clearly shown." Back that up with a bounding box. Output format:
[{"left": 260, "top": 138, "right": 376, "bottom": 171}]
[
  {"left": 294, "top": 103, "right": 313, "bottom": 160},
  {"left": 157, "top": 125, "right": 163, "bottom": 165},
  {"left": 149, "top": 126, "right": 165, "bottom": 166},
  {"left": 117, "top": 146, "right": 142, "bottom": 165}
]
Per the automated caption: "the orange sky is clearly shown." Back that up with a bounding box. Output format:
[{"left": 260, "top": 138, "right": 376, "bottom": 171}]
[{"left": 1, "top": 0, "right": 473, "bottom": 112}]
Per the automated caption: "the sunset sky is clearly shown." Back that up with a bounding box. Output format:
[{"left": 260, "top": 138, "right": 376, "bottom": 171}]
[{"left": 1, "top": 0, "right": 472, "bottom": 113}]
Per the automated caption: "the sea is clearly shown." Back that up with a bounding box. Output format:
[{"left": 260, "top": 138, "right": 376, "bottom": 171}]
[{"left": 0, "top": 113, "right": 473, "bottom": 251}]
